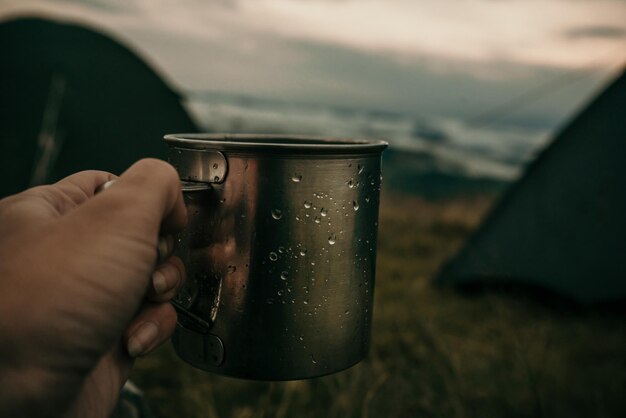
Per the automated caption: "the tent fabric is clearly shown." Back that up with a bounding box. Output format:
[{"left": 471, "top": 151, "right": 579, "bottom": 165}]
[
  {"left": 0, "top": 17, "right": 198, "bottom": 198},
  {"left": 436, "top": 69, "right": 626, "bottom": 304}
]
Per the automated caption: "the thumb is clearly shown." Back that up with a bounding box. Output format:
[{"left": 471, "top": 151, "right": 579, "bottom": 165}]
[
  {"left": 50, "top": 159, "right": 187, "bottom": 334},
  {"left": 84, "top": 159, "right": 187, "bottom": 238}
]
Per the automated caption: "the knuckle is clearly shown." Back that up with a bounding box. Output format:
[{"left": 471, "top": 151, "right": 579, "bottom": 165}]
[
  {"left": 132, "top": 159, "right": 180, "bottom": 191},
  {"left": 75, "top": 169, "right": 110, "bottom": 177},
  {"left": 134, "top": 158, "right": 176, "bottom": 177}
]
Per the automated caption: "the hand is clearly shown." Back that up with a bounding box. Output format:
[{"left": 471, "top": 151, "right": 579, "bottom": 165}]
[{"left": 0, "top": 159, "right": 187, "bottom": 418}]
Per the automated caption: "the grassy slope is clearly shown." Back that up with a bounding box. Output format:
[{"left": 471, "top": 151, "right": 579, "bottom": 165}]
[{"left": 130, "top": 192, "right": 626, "bottom": 418}]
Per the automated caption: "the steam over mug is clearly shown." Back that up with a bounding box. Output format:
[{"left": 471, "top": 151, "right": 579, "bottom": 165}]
[{"left": 166, "top": 134, "right": 387, "bottom": 380}]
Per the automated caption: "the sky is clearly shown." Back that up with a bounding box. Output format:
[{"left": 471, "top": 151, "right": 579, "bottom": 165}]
[{"left": 1, "top": 0, "right": 625, "bottom": 129}]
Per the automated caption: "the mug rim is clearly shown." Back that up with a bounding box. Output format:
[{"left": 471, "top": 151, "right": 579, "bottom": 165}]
[{"left": 164, "top": 133, "right": 388, "bottom": 154}]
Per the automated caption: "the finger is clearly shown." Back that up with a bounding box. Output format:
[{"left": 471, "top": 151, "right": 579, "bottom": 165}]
[
  {"left": 63, "top": 159, "right": 187, "bottom": 262},
  {"left": 148, "top": 255, "right": 186, "bottom": 302},
  {"left": 157, "top": 234, "right": 175, "bottom": 263},
  {"left": 55, "top": 170, "right": 118, "bottom": 203},
  {"left": 10, "top": 171, "right": 117, "bottom": 218},
  {"left": 124, "top": 302, "right": 177, "bottom": 358},
  {"left": 90, "top": 159, "right": 187, "bottom": 235},
  {"left": 118, "top": 159, "right": 187, "bottom": 235},
  {"left": 95, "top": 183, "right": 174, "bottom": 263},
  {"left": 52, "top": 160, "right": 187, "bottom": 320}
]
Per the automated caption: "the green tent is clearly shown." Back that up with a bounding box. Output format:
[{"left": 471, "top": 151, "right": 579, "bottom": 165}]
[
  {"left": 436, "top": 69, "right": 626, "bottom": 304},
  {"left": 0, "top": 17, "right": 198, "bottom": 198}
]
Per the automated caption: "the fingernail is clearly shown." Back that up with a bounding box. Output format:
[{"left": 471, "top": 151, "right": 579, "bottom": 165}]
[
  {"left": 152, "top": 269, "right": 168, "bottom": 294},
  {"left": 157, "top": 235, "right": 173, "bottom": 262},
  {"left": 127, "top": 322, "right": 159, "bottom": 358},
  {"left": 95, "top": 179, "right": 117, "bottom": 194}
]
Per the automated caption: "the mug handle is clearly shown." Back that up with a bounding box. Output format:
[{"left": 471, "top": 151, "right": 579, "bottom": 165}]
[
  {"left": 172, "top": 180, "right": 226, "bottom": 366},
  {"left": 171, "top": 300, "right": 225, "bottom": 367},
  {"left": 96, "top": 178, "right": 226, "bottom": 366}
]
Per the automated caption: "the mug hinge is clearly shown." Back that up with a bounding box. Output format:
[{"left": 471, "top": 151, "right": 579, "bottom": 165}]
[
  {"left": 171, "top": 300, "right": 225, "bottom": 367},
  {"left": 169, "top": 148, "right": 228, "bottom": 184}
]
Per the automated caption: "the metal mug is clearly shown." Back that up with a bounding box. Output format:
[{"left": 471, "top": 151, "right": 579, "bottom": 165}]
[{"left": 165, "top": 134, "right": 387, "bottom": 380}]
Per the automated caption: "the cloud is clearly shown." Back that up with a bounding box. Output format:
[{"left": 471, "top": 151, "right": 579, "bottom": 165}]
[
  {"left": 43, "top": 0, "right": 136, "bottom": 13},
  {"left": 0, "top": 0, "right": 622, "bottom": 129},
  {"left": 4, "top": 0, "right": 625, "bottom": 71},
  {"left": 564, "top": 25, "right": 626, "bottom": 40},
  {"left": 234, "top": 0, "right": 626, "bottom": 70}
]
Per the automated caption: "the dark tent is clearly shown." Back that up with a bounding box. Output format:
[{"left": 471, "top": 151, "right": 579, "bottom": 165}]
[
  {"left": 436, "top": 69, "right": 626, "bottom": 304},
  {"left": 0, "top": 17, "right": 197, "bottom": 198}
]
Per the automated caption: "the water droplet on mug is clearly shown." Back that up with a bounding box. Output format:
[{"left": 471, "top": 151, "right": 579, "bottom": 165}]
[
  {"left": 280, "top": 271, "right": 289, "bottom": 281},
  {"left": 346, "top": 179, "right": 354, "bottom": 188},
  {"left": 292, "top": 174, "right": 302, "bottom": 183},
  {"left": 278, "top": 246, "right": 286, "bottom": 254},
  {"left": 303, "top": 300, "right": 309, "bottom": 305},
  {"left": 328, "top": 234, "right": 336, "bottom": 245},
  {"left": 365, "top": 196, "right": 370, "bottom": 203},
  {"left": 277, "top": 290, "right": 284, "bottom": 296},
  {"left": 271, "top": 209, "right": 283, "bottom": 220},
  {"left": 227, "top": 265, "right": 236, "bottom": 274},
  {"left": 310, "top": 354, "right": 317, "bottom": 364},
  {"left": 320, "top": 208, "right": 327, "bottom": 217},
  {"left": 266, "top": 298, "right": 274, "bottom": 304},
  {"left": 295, "top": 215, "right": 301, "bottom": 221},
  {"left": 299, "top": 335, "right": 304, "bottom": 341},
  {"left": 314, "top": 217, "right": 321, "bottom": 224},
  {"left": 304, "top": 201, "right": 312, "bottom": 209},
  {"left": 299, "top": 248, "right": 307, "bottom": 256},
  {"left": 269, "top": 252, "right": 278, "bottom": 261},
  {"left": 213, "top": 176, "right": 220, "bottom": 182},
  {"left": 212, "top": 163, "right": 219, "bottom": 169},
  {"left": 353, "top": 200, "right": 360, "bottom": 211},
  {"left": 358, "top": 164, "right": 364, "bottom": 174}
]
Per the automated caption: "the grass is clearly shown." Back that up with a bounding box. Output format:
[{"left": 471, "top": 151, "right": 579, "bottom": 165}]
[{"left": 130, "top": 192, "right": 626, "bottom": 418}]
